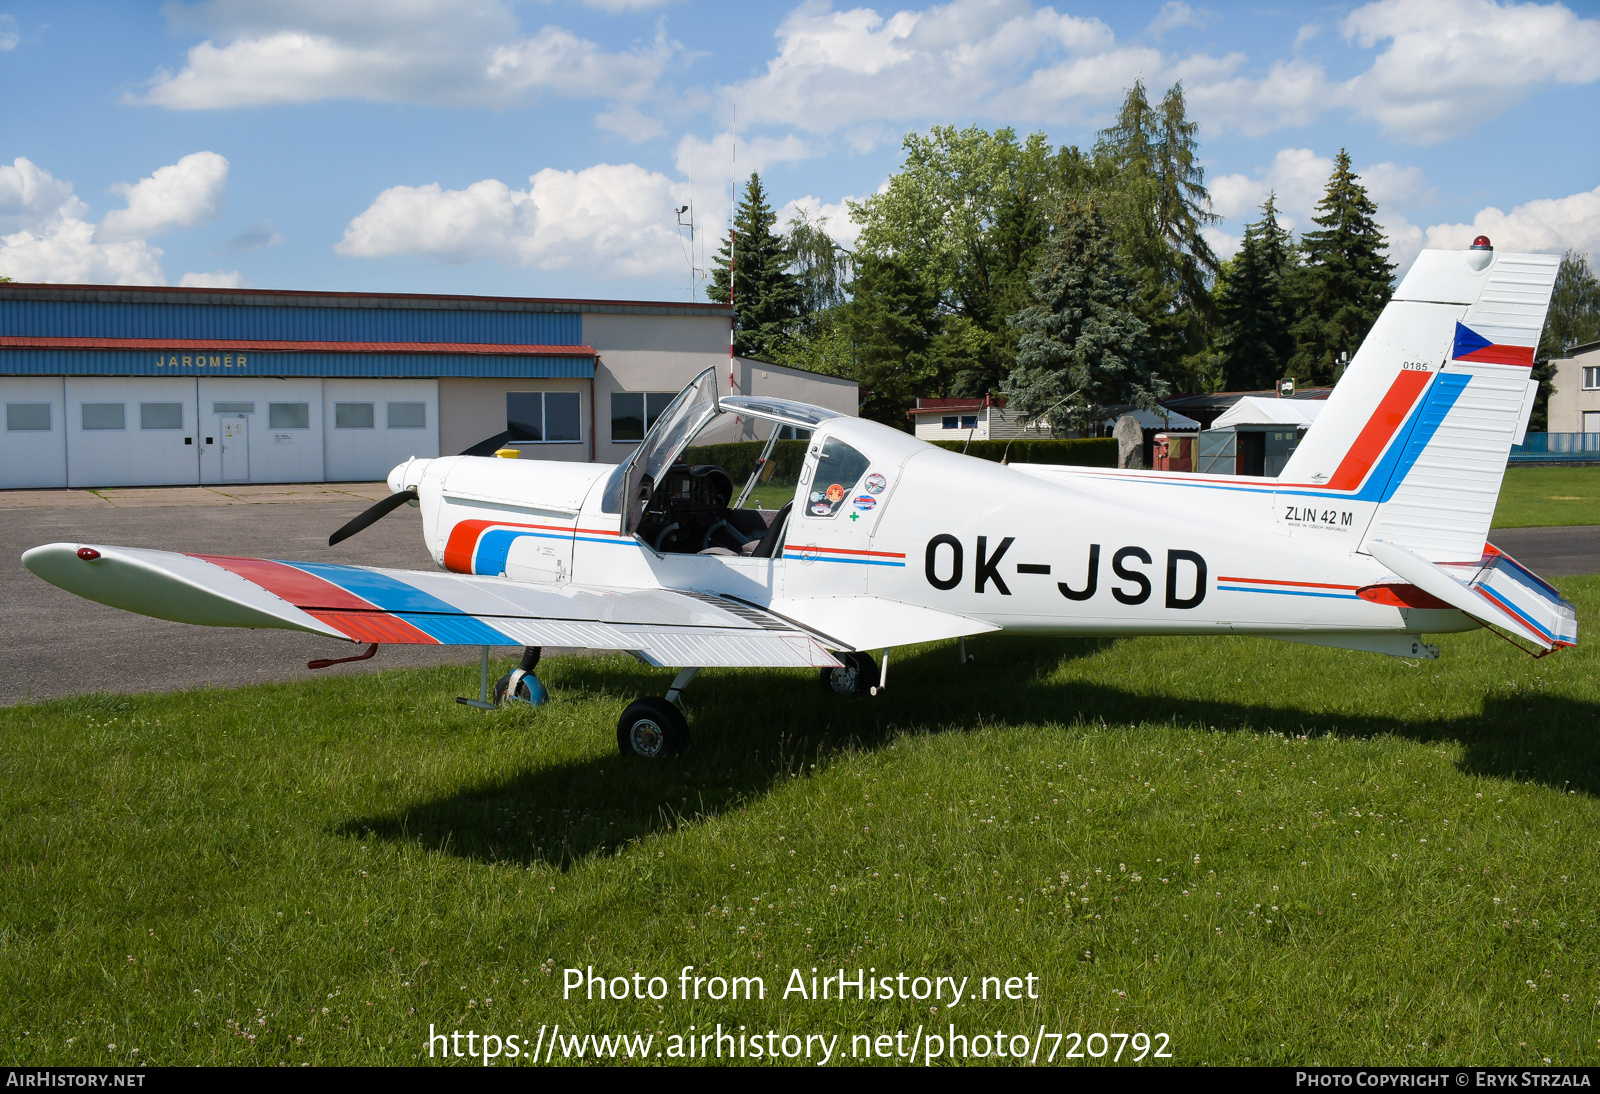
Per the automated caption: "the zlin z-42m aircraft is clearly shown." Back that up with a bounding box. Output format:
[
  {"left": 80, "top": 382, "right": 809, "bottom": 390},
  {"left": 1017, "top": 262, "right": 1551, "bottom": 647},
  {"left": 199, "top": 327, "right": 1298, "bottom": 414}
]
[{"left": 25, "top": 240, "right": 1578, "bottom": 759}]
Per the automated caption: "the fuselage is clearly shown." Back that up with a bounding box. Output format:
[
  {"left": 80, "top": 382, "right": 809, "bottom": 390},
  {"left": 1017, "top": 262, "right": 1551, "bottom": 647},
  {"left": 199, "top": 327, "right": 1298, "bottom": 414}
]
[{"left": 390, "top": 414, "right": 1470, "bottom": 656}]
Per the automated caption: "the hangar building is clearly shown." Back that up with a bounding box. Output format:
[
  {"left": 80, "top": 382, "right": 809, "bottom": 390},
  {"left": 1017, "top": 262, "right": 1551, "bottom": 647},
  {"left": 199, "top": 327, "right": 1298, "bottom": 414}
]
[{"left": 0, "top": 283, "right": 857, "bottom": 490}]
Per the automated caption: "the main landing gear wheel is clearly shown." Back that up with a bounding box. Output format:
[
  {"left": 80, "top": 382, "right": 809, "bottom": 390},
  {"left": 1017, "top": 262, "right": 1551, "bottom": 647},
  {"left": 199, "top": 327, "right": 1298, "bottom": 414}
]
[
  {"left": 617, "top": 697, "right": 689, "bottom": 759},
  {"left": 820, "top": 651, "right": 879, "bottom": 696}
]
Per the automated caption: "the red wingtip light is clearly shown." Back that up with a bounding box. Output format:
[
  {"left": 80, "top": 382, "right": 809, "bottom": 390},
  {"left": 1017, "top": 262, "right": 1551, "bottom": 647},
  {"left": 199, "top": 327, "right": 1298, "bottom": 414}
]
[
  {"left": 76, "top": 547, "right": 100, "bottom": 561},
  {"left": 1471, "top": 235, "right": 1493, "bottom": 250}
]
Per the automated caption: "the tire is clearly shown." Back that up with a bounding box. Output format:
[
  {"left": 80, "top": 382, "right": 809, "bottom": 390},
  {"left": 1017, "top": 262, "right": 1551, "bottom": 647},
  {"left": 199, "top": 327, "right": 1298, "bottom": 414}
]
[
  {"left": 819, "top": 651, "right": 879, "bottom": 696},
  {"left": 493, "top": 671, "right": 549, "bottom": 706},
  {"left": 617, "top": 697, "right": 689, "bottom": 759}
]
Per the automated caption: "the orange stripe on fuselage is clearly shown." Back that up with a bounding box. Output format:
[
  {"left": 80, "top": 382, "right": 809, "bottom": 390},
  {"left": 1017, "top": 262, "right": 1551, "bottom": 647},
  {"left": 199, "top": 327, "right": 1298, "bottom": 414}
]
[
  {"left": 442, "top": 519, "right": 573, "bottom": 574},
  {"left": 1326, "top": 369, "right": 1432, "bottom": 491}
]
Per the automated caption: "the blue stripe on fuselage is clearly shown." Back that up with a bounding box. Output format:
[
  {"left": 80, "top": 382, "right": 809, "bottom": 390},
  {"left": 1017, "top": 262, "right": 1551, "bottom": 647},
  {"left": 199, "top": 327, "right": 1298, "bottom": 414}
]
[{"left": 474, "top": 528, "right": 572, "bottom": 576}]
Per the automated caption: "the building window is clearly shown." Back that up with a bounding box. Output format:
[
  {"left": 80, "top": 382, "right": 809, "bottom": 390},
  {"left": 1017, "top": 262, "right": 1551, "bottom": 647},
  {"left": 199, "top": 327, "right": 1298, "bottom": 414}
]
[
  {"left": 269, "top": 403, "right": 310, "bottom": 429},
  {"left": 81, "top": 403, "right": 125, "bottom": 430},
  {"left": 961, "top": 415, "right": 979, "bottom": 429},
  {"left": 335, "top": 402, "right": 375, "bottom": 429},
  {"left": 387, "top": 402, "right": 426, "bottom": 429},
  {"left": 610, "top": 392, "right": 677, "bottom": 442},
  {"left": 941, "top": 416, "right": 958, "bottom": 429},
  {"left": 213, "top": 402, "right": 254, "bottom": 414},
  {"left": 508, "top": 391, "right": 582, "bottom": 444},
  {"left": 140, "top": 403, "right": 183, "bottom": 430},
  {"left": 1583, "top": 366, "right": 1599, "bottom": 390},
  {"left": 6, "top": 403, "right": 51, "bottom": 431}
]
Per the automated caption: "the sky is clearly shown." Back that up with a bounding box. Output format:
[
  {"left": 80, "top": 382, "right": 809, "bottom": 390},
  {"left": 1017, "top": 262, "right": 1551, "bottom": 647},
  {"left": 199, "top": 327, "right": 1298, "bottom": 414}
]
[{"left": 2, "top": 0, "right": 1599, "bottom": 302}]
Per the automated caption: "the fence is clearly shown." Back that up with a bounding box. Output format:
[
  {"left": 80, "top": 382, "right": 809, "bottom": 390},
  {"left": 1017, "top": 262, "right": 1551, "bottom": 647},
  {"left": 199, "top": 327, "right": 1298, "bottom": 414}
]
[{"left": 1509, "top": 433, "right": 1600, "bottom": 463}]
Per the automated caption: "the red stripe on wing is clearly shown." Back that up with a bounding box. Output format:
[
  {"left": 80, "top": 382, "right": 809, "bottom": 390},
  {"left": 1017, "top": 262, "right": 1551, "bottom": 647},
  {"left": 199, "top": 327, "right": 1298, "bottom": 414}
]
[
  {"left": 1326, "top": 369, "right": 1432, "bottom": 491},
  {"left": 192, "top": 554, "right": 375, "bottom": 610},
  {"left": 305, "top": 610, "right": 437, "bottom": 644}
]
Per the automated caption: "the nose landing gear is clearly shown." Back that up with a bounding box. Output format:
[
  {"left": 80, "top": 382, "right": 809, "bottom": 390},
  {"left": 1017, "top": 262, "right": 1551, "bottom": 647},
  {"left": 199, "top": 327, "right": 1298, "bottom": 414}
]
[{"left": 494, "top": 646, "right": 548, "bottom": 707}]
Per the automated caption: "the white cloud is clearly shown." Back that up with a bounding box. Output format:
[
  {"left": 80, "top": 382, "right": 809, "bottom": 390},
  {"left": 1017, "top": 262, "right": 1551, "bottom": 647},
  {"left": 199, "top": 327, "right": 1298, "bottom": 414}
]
[
  {"left": 0, "top": 13, "right": 18, "bottom": 51},
  {"left": 336, "top": 163, "right": 689, "bottom": 278},
  {"left": 1341, "top": 0, "right": 1600, "bottom": 144},
  {"left": 179, "top": 269, "right": 248, "bottom": 287},
  {"left": 716, "top": 0, "right": 1600, "bottom": 149},
  {"left": 1421, "top": 184, "right": 1600, "bottom": 255},
  {"left": 134, "top": 0, "right": 673, "bottom": 128},
  {"left": 1209, "top": 148, "right": 1336, "bottom": 230},
  {"left": 1200, "top": 225, "right": 1240, "bottom": 261},
  {"left": 779, "top": 194, "right": 864, "bottom": 250},
  {"left": 97, "top": 151, "right": 229, "bottom": 242},
  {"left": 733, "top": 0, "right": 1154, "bottom": 137},
  {"left": 1147, "top": 2, "right": 1207, "bottom": 37},
  {"left": 582, "top": 0, "right": 678, "bottom": 11},
  {"left": 674, "top": 131, "right": 812, "bottom": 191},
  {"left": 226, "top": 221, "right": 284, "bottom": 251},
  {"left": 0, "top": 157, "right": 81, "bottom": 234},
  {"left": 0, "top": 158, "right": 167, "bottom": 284}
]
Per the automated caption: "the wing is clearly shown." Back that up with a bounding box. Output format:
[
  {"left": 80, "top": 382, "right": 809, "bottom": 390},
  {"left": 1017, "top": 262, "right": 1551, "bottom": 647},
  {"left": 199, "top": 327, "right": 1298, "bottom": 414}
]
[{"left": 22, "top": 543, "right": 841, "bottom": 670}]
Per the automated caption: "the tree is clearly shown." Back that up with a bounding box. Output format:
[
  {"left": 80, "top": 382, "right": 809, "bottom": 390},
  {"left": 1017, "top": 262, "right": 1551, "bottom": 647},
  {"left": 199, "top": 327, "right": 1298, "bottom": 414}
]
[
  {"left": 837, "top": 253, "right": 941, "bottom": 427},
  {"left": 784, "top": 208, "right": 852, "bottom": 340},
  {"left": 1001, "top": 199, "right": 1160, "bottom": 434},
  {"left": 1286, "top": 150, "right": 1394, "bottom": 384},
  {"left": 1213, "top": 194, "right": 1297, "bottom": 390},
  {"left": 850, "top": 126, "right": 1089, "bottom": 397},
  {"left": 1092, "top": 80, "right": 1221, "bottom": 393},
  {"left": 707, "top": 173, "right": 801, "bottom": 361},
  {"left": 1530, "top": 250, "right": 1600, "bottom": 430}
]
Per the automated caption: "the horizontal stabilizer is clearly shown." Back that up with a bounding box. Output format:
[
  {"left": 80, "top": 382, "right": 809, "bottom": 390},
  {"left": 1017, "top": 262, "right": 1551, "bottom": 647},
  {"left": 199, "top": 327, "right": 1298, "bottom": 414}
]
[{"left": 1365, "top": 539, "right": 1573, "bottom": 650}]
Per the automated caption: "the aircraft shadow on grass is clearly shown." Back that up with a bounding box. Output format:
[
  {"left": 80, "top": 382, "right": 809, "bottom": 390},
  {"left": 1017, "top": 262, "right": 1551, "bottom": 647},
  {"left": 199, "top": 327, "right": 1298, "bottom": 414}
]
[{"left": 341, "top": 638, "right": 1600, "bottom": 869}]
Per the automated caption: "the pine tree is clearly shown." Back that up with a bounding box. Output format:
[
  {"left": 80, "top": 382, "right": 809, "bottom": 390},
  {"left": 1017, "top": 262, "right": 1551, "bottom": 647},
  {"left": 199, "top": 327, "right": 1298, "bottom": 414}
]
[
  {"left": 1286, "top": 150, "right": 1394, "bottom": 384},
  {"left": 1214, "top": 194, "right": 1296, "bottom": 390},
  {"left": 1092, "top": 80, "right": 1220, "bottom": 394},
  {"left": 707, "top": 173, "right": 801, "bottom": 360},
  {"left": 838, "top": 253, "right": 941, "bottom": 427},
  {"left": 1530, "top": 250, "right": 1600, "bottom": 430},
  {"left": 1002, "top": 199, "right": 1160, "bottom": 434}
]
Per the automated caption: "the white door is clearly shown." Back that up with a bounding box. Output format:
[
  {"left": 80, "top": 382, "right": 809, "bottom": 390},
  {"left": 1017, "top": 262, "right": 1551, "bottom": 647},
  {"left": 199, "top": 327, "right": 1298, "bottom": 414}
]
[
  {"left": 323, "top": 379, "right": 439, "bottom": 482},
  {"left": 0, "top": 377, "right": 68, "bottom": 489},
  {"left": 220, "top": 415, "right": 249, "bottom": 482},
  {"left": 64, "top": 377, "right": 200, "bottom": 488},
  {"left": 198, "top": 378, "right": 325, "bottom": 484}
]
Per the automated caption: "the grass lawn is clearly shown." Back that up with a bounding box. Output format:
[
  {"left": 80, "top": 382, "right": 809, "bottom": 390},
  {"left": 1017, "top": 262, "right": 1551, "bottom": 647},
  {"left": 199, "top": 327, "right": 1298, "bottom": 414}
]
[
  {"left": 1493, "top": 467, "right": 1600, "bottom": 528},
  {"left": 3, "top": 578, "right": 1599, "bottom": 1066}
]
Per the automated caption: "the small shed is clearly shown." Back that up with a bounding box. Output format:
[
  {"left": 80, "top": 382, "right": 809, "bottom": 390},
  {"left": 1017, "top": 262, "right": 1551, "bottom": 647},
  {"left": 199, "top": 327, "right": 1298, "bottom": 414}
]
[
  {"left": 1197, "top": 397, "right": 1326, "bottom": 476},
  {"left": 907, "top": 395, "right": 1039, "bottom": 441}
]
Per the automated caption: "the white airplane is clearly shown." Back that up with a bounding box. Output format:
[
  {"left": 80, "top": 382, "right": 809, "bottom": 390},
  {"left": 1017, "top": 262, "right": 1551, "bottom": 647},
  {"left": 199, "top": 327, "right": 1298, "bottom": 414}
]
[{"left": 24, "top": 240, "right": 1576, "bottom": 759}]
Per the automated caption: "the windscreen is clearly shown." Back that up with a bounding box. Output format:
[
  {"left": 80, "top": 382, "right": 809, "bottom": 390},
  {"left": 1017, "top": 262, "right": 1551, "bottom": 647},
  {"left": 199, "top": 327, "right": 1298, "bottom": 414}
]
[{"left": 622, "top": 367, "right": 720, "bottom": 532}]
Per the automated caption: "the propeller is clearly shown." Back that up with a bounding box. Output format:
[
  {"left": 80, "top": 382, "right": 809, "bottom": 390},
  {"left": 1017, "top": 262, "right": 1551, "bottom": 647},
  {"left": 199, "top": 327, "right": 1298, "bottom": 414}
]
[
  {"left": 327, "top": 431, "right": 516, "bottom": 546},
  {"left": 458, "top": 430, "right": 515, "bottom": 457},
  {"left": 328, "top": 488, "right": 417, "bottom": 546}
]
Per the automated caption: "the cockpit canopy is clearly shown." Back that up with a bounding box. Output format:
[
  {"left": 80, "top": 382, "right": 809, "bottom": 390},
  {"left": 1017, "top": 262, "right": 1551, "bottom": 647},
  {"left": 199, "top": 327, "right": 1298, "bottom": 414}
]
[{"left": 602, "top": 367, "right": 846, "bottom": 535}]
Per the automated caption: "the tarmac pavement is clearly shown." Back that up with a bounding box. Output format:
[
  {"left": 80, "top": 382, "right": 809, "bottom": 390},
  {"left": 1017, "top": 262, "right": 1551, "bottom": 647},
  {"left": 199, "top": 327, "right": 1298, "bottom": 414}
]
[
  {"left": 3, "top": 485, "right": 1597, "bottom": 706},
  {"left": 2, "top": 484, "right": 490, "bottom": 706}
]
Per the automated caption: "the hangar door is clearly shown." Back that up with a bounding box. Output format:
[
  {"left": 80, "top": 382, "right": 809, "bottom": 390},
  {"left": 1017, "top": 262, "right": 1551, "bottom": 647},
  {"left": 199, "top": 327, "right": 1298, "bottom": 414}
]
[
  {"left": 323, "top": 379, "right": 439, "bottom": 481},
  {"left": 64, "top": 377, "right": 200, "bottom": 488},
  {"left": 1, "top": 377, "right": 68, "bottom": 489}
]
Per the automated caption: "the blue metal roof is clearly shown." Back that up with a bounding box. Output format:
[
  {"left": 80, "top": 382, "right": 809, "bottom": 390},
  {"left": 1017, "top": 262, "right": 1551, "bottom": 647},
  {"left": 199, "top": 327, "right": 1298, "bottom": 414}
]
[{"left": 0, "top": 298, "right": 582, "bottom": 345}]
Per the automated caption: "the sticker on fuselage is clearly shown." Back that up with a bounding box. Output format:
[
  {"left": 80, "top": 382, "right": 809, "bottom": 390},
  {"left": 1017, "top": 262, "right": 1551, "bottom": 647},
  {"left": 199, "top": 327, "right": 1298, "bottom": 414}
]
[
  {"left": 864, "top": 473, "right": 887, "bottom": 494},
  {"left": 853, "top": 495, "right": 876, "bottom": 511}
]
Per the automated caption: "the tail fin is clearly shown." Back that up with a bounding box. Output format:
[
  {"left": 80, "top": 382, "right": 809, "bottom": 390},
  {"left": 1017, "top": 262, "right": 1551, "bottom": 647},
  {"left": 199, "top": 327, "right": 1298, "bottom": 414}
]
[{"left": 1279, "top": 246, "right": 1559, "bottom": 563}]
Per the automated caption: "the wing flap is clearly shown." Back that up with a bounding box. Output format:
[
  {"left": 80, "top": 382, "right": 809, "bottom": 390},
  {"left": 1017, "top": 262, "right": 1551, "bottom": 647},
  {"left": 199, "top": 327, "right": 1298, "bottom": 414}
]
[{"left": 767, "top": 595, "right": 999, "bottom": 651}]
